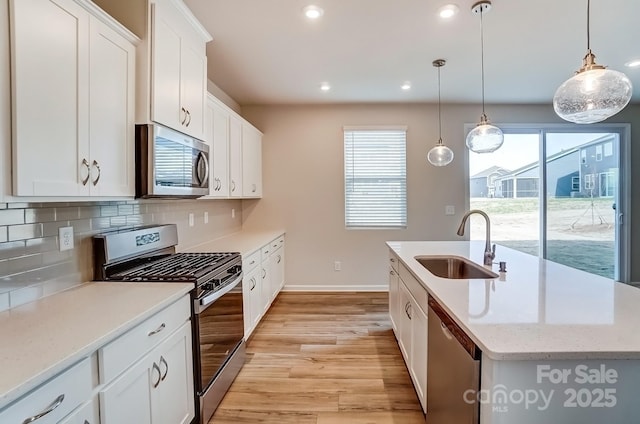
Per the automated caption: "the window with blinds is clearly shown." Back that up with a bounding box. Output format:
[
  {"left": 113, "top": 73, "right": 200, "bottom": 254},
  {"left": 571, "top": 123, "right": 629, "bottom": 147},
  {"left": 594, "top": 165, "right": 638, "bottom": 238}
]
[{"left": 344, "top": 128, "right": 407, "bottom": 228}]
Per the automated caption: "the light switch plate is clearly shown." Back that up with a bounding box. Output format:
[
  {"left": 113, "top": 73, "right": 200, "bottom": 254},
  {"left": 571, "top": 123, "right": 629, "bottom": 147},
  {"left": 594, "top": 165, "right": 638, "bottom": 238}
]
[
  {"left": 204, "top": 211, "right": 209, "bottom": 224},
  {"left": 188, "top": 213, "right": 195, "bottom": 227},
  {"left": 445, "top": 205, "right": 455, "bottom": 216},
  {"left": 59, "top": 226, "right": 74, "bottom": 251}
]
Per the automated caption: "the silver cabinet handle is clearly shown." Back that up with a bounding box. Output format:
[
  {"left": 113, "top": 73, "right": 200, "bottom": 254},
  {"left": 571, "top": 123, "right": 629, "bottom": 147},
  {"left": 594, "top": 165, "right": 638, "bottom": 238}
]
[
  {"left": 249, "top": 260, "right": 256, "bottom": 265},
  {"left": 92, "top": 160, "right": 101, "bottom": 186},
  {"left": 273, "top": 243, "right": 278, "bottom": 248},
  {"left": 152, "top": 362, "right": 161, "bottom": 388},
  {"left": 264, "top": 250, "right": 269, "bottom": 255},
  {"left": 81, "top": 159, "right": 90, "bottom": 186},
  {"left": 390, "top": 270, "right": 395, "bottom": 276},
  {"left": 252, "top": 183, "right": 256, "bottom": 193},
  {"left": 231, "top": 180, "right": 236, "bottom": 192},
  {"left": 148, "top": 323, "right": 165, "bottom": 336},
  {"left": 404, "top": 301, "right": 412, "bottom": 319},
  {"left": 262, "top": 269, "right": 266, "bottom": 279},
  {"left": 250, "top": 277, "right": 256, "bottom": 290},
  {"left": 277, "top": 255, "right": 281, "bottom": 264},
  {"left": 159, "top": 355, "right": 168, "bottom": 381},
  {"left": 22, "top": 394, "right": 64, "bottom": 424},
  {"left": 181, "top": 107, "right": 187, "bottom": 125},
  {"left": 84, "top": 421, "right": 90, "bottom": 424},
  {"left": 185, "top": 110, "right": 192, "bottom": 127},
  {"left": 407, "top": 303, "right": 412, "bottom": 320},
  {"left": 390, "top": 258, "right": 396, "bottom": 263}
]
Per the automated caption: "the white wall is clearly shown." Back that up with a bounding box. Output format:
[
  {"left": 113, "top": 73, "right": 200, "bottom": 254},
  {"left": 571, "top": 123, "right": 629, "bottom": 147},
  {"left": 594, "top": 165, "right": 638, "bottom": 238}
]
[
  {"left": 1, "top": 0, "right": 10, "bottom": 200},
  {"left": 242, "top": 103, "right": 640, "bottom": 289}
]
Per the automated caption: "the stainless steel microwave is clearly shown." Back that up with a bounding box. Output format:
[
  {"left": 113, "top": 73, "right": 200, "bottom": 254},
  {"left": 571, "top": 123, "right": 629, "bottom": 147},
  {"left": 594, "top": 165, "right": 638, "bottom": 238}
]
[{"left": 135, "top": 124, "right": 210, "bottom": 198}]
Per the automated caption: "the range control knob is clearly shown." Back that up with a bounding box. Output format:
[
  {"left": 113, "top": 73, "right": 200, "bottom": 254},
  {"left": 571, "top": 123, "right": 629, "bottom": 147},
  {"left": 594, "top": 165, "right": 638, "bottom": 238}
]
[{"left": 202, "top": 282, "right": 216, "bottom": 291}]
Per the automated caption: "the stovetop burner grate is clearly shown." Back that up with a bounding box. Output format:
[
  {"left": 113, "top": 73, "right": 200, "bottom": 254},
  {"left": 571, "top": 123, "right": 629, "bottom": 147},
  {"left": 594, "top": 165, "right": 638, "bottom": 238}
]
[{"left": 111, "top": 252, "right": 237, "bottom": 282}]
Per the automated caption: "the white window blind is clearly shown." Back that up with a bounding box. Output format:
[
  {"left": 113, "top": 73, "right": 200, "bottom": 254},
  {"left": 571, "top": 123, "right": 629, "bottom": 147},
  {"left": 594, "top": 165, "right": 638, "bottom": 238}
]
[{"left": 344, "top": 128, "right": 407, "bottom": 228}]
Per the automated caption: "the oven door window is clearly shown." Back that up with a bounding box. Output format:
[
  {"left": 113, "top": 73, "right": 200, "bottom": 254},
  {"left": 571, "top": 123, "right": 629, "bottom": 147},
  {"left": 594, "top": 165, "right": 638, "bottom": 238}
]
[{"left": 196, "top": 282, "right": 244, "bottom": 392}]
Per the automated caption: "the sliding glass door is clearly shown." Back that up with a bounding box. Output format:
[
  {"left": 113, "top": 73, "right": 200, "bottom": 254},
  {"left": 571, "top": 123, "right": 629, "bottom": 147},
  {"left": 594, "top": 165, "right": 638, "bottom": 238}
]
[{"left": 467, "top": 125, "right": 629, "bottom": 281}]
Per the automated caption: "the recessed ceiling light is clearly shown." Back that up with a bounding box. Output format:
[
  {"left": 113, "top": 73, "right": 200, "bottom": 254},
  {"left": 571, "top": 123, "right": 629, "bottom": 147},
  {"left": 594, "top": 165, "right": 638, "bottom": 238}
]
[
  {"left": 625, "top": 59, "right": 640, "bottom": 68},
  {"left": 401, "top": 82, "right": 411, "bottom": 90},
  {"left": 320, "top": 82, "right": 331, "bottom": 91},
  {"left": 438, "top": 4, "right": 459, "bottom": 19},
  {"left": 303, "top": 5, "right": 324, "bottom": 19}
]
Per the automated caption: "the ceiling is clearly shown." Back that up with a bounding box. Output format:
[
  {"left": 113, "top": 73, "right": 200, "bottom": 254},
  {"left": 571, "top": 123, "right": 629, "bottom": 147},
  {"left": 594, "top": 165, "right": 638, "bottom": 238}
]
[{"left": 184, "top": 0, "right": 640, "bottom": 106}]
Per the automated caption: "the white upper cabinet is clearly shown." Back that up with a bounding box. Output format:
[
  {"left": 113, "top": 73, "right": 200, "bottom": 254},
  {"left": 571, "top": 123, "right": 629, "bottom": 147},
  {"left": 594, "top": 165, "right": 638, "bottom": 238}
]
[
  {"left": 151, "top": 0, "right": 209, "bottom": 140},
  {"left": 10, "top": 0, "right": 137, "bottom": 197},
  {"left": 228, "top": 115, "right": 243, "bottom": 198},
  {"left": 242, "top": 123, "right": 263, "bottom": 198},
  {"left": 203, "top": 94, "right": 230, "bottom": 198}
]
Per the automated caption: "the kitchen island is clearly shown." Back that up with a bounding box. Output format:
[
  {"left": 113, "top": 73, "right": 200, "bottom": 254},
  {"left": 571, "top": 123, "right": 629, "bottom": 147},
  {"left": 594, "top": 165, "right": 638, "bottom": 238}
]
[{"left": 388, "top": 240, "right": 640, "bottom": 423}]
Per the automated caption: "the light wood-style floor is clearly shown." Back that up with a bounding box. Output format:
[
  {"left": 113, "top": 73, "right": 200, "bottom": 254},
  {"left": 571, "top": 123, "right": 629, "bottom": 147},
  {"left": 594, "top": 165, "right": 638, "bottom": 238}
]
[{"left": 209, "top": 292, "right": 425, "bottom": 424}]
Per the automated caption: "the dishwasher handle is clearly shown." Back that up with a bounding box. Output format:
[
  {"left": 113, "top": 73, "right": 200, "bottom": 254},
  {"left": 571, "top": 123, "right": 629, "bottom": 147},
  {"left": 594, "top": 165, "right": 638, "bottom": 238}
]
[{"left": 428, "top": 295, "right": 480, "bottom": 360}]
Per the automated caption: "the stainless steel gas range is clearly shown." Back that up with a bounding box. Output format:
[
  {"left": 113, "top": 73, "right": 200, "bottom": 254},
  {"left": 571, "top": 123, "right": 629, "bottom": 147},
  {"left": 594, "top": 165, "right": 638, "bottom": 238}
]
[{"left": 93, "top": 224, "right": 245, "bottom": 424}]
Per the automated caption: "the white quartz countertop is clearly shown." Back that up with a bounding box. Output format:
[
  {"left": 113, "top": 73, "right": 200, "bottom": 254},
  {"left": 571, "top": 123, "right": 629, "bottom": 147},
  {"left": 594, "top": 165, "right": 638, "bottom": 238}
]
[
  {"left": 0, "top": 282, "right": 192, "bottom": 409},
  {"left": 182, "top": 229, "right": 285, "bottom": 256},
  {"left": 388, "top": 241, "right": 640, "bottom": 361}
]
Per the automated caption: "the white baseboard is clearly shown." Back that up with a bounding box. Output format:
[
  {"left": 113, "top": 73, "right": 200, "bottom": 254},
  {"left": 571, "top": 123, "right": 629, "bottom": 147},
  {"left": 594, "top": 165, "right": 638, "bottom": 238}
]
[{"left": 282, "top": 284, "right": 388, "bottom": 292}]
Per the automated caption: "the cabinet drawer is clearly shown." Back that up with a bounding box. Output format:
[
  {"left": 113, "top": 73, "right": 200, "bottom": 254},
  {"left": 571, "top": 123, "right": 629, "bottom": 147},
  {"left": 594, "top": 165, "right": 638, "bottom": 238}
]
[
  {"left": 269, "top": 236, "right": 285, "bottom": 252},
  {"left": 0, "top": 358, "right": 92, "bottom": 424},
  {"left": 99, "top": 295, "right": 190, "bottom": 383},
  {"left": 261, "top": 243, "right": 273, "bottom": 259},
  {"left": 399, "top": 263, "right": 428, "bottom": 313},
  {"left": 242, "top": 250, "right": 260, "bottom": 272},
  {"left": 389, "top": 251, "right": 399, "bottom": 272}
]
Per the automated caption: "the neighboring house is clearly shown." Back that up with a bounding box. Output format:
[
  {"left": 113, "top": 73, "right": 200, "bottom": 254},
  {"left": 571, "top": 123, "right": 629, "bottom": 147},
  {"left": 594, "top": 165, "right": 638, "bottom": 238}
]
[
  {"left": 578, "top": 134, "right": 618, "bottom": 198},
  {"left": 469, "top": 166, "right": 510, "bottom": 198},
  {"left": 487, "top": 134, "right": 618, "bottom": 199},
  {"left": 494, "top": 149, "right": 580, "bottom": 199}
]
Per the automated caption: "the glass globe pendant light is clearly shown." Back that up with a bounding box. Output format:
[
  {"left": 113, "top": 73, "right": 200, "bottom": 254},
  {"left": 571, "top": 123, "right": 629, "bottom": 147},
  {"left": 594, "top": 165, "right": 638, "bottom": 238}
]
[
  {"left": 465, "top": 1, "right": 503, "bottom": 154},
  {"left": 553, "top": 0, "right": 632, "bottom": 124},
  {"left": 428, "top": 59, "right": 454, "bottom": 167}
]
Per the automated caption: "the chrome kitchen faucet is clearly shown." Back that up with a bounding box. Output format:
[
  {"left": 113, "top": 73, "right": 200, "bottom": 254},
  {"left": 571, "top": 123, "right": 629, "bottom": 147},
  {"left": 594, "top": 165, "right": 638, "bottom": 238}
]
[{"left": 456, "top": 209, "right": 495, "bottom": 266}]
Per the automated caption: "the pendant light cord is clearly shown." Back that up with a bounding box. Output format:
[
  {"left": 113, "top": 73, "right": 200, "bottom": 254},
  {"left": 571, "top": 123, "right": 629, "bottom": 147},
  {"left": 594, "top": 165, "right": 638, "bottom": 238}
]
[
  {"left": 586, "top": 0, "right": 591, "bottom": 51},
  {"left": 437, "top": 65, "right": 442, "bottom": 141},
  {"left": 480, "top": 7, "right": 486, "bottom": 116}
]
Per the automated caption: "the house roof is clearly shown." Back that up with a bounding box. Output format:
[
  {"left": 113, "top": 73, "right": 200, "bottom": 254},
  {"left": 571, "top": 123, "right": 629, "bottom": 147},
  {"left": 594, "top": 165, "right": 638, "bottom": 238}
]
[
  {"left": 497, "top": 148, "right": 579, "bottom": 179},
  {"left": 470, "top": 166, "right": 511, "bottom": 179}
]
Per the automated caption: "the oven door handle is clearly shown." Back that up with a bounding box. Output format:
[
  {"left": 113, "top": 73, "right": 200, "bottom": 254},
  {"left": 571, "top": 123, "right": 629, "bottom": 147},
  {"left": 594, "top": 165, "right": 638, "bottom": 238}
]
[{"left": 196, "top": 273, "right": 243, "bottom": 314}]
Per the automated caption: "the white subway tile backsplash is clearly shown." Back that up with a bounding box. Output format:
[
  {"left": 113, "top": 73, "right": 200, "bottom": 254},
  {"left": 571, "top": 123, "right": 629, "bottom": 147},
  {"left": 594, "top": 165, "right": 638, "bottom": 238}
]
[
  {"left": 0, "top": 292, "right": 9, "bottom": 312},
  {"left": 0, "top": 199, "right": 242, "bottom": 309},
  {"left": 8, "top": 223, "right": 43, "bottom": 241}
]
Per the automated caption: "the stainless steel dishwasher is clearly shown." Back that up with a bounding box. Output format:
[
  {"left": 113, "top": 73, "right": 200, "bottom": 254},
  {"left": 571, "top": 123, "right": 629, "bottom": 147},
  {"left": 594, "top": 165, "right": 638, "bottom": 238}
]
[{"left": 427, "top": 295, "right": 481, "bottom": 424}]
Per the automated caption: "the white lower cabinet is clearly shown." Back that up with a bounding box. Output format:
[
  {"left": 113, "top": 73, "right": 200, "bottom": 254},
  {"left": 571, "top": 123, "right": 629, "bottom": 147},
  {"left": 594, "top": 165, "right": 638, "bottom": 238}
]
[
  {"left": 389, "top": 251, "right": 428, "bottom": 413},
  {"left": 242, "top": 234, "right": 286, "bottom": 340},
  {"left": 100, "top": 321, "right": 194, "bottom": 424},
  {"left": 0, "top": 358, "right": 92, "bottom": 424}
]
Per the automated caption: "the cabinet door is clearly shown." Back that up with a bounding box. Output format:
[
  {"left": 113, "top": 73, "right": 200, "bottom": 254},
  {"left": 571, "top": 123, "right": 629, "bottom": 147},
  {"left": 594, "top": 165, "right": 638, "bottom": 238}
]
[
  {"left": 100, "top": 355, "right": 153, "bottom": 424},
  {"left": 151, "top": 322, "right": 195, "bottom": 424},
  {"left": 180, "top": 38, "right": 207, "bottom": 140},
  {"left": 243, "top": 267, "right": 261, "bottom": 338},
  {"left": 151, "top": 0, "right": 182, "bottom": 132},
  {"left": 389, "top": 266, "right": 400, "bottom": 334},
  {"left": 269, "top": 249, "right": 284, "bottom": 302},
  {"left": 259, "top": 262, "right": 271, "bottom": 314},
  {"left": 410, "top": 301, "right": 428, "bottom": 412},
  {"left": 228, "top": 115, "right": 243, "bottom": 197},
  {"left": 206, "top": 98, "right": 230, "bottom": 198},
  {"left": 88, "top": 16, "right": 135, "bottom": 196},
  {"left": 398, "top": 282, "right": 412, "bottom": 362},
  {"left": 241, "top": 124, "right": 262, "bottom": 197},
  {"left": 11, "top": 0, "right": 90, "bottom": 196}
]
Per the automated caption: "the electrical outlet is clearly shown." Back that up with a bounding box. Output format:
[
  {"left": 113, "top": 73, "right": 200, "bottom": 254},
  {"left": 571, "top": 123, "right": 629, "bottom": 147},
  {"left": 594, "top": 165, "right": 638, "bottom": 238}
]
[
  {"left": 58, "top": 226, "right": 74, "bottom": 251},
  {"left": 189, "top": 213, "right": 195, "bottom": 227},
  {"left": 445, "top": 205, "right": 455, "bottom": 215},
  {"left": 204, "top": 211, "right": 209, "bottom": 224},
  {"left": 231, "top": 208, "right": 235, "bottom": 219},
  {"left": 334, "top": 261, "right": 341, "bottom": 271}
]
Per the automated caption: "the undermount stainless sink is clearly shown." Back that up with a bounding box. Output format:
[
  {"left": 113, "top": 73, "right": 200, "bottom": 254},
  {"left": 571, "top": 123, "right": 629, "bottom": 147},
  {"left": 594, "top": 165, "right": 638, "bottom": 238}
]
[{"left": 415, "top": 255, "right": 498, "bottom": 279}]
